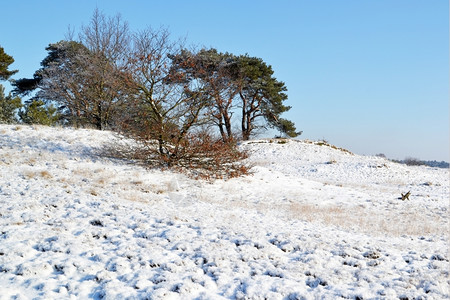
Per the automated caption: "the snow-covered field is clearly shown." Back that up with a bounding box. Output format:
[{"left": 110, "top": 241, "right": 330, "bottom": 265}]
[{"left": 0, "top": 124, "right": 448, "bottom": 299}]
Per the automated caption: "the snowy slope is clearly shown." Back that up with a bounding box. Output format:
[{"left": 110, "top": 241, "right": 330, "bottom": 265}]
[{"left": 0, "top": 124, "right": 448, "bottom": 299}]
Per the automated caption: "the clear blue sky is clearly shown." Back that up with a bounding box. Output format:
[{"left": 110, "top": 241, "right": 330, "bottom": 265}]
[{"left": 1, "top": 0, "right": 448, "bottom": 161}]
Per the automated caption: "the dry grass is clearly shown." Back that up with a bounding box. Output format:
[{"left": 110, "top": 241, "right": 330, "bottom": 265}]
[
  {"left": 22, "top": 169, "right": 53, "bottom": 180},
  {"left": 71, "top": 166, "right": 96, "bottom": 177},
  {"left": 118, "top": 190, "right": 156, "bottom": 203},
  {"left": 25, "top": 157, "right": 37, "bottom": 166},
  {"left": 0, "top": 151, "right": 20, "bottom": 166},
  {"left": 130, "top": 180, "right": 144, "bottom": 185},
  {"left": 22, "top": 170, "right": 36, "bottom": 179},
  {"left": 39, "top": 170, "right": 53, "bottom": 179},
  {"left": 289, "top": 203, "right": 346, "bottom": 222},
  {"left": 287, "top": 202, "right": 444, "bottom": 237},
  {"left": 302, "top": 139, "right": 354, "bottom": 155},
  {"left": 95, "top": 176, "right": 109, "bottom": 185}
]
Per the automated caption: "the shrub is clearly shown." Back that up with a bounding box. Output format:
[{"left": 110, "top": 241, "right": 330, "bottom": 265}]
[{"left": 108, "top": 129, "right": 249, "bottom": 180}]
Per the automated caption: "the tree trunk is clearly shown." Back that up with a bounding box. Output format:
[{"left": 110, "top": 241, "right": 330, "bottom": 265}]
[
  {"left": 95, "top": 103, "right": 103, "bottom": 130},
  {"left": 241, "top": 106, "right": 249, "bottom": 140},
  {"left": 223, "top": 112, "right": 232, "bottom": 140},
  {"left": 218, "top": 121, "right": 227, "bottom": 143}
]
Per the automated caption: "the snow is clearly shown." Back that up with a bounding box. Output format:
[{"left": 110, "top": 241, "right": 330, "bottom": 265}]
[{"left": 0, "top": 124, "right": 448, "bottom": 299}]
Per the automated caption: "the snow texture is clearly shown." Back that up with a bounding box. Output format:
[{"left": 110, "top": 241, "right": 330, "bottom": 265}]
[{"left": 0, "top": 124, "right": 448, "bottom": 299}]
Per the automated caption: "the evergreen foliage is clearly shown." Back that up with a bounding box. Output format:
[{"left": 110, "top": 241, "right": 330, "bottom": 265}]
[
  {"left": 0, "top": 85, "right": 22, "bottom": 123},
  {"left": 19, "top": 99, "right": 60, "bottom": 126},
  {"left": 235, "top": 54, "right": 300, "bottom": 139},
  {"left": 276, "top": 118, "right": 301, "bottom": 138},
  {"left": 12, "top": 76, "right": 41, "bottom": 95},
  {"left": 0, "top": 46, "right": 18, "bottom": 81}
]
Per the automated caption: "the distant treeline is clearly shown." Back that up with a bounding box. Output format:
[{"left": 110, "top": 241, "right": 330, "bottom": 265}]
[{"left": 393, "top": 158, "right": 449, "bottom": 169}]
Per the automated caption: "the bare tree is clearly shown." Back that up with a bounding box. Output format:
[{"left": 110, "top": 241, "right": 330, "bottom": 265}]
[
  {"left": 80, "top": 8, "right": 130, "bottom": 64},
  {"left": 119, "top": 27, "right": 209, "bottom": 165},
  {"left": 75, "top": 8, "right": 131, "bottom": 129}
]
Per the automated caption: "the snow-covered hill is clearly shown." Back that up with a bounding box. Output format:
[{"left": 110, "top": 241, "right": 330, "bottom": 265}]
[{"left": 0, "top": 124, "right": 448, "bottom": 299}]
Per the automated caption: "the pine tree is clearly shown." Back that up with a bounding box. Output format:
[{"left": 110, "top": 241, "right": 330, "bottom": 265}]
[
  {"left": 168, "top": 48, "right": 239, "bottom": 142},
  {"left": 0, "top": 85, "right": 22, "bottom": 123},
  {"left": 0, "top": 46, "right": 18, "bottom": 81},
  {"left": 19, "top": 99, "right": 60, "bottom": 126},
  {"left": 168, "top": 49, "right": 300, "bottom": 140},
  {"left": 235, "top": 55, "right": 299, "bottom": 140}
]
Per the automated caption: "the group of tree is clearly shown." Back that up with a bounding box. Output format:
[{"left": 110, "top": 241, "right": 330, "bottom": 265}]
[{"left": 2, "top": 9, "right": 300, "bottom": 178}]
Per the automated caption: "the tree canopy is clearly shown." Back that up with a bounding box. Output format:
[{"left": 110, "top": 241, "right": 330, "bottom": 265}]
[
  {"left": 12, "top": 18, "right": 299, "bottom": 139},
  {"left": 13, "top": 11, "right": 132, "bottom": 130},
  {"left": 169, "top": 49, "right": 300, "bottom": 140},
  {"left": 168, "top": 49, "right": 239, "bottom": 142},
  {"left": 235, "top": 54, "right": 296, "bottom": 139}
]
